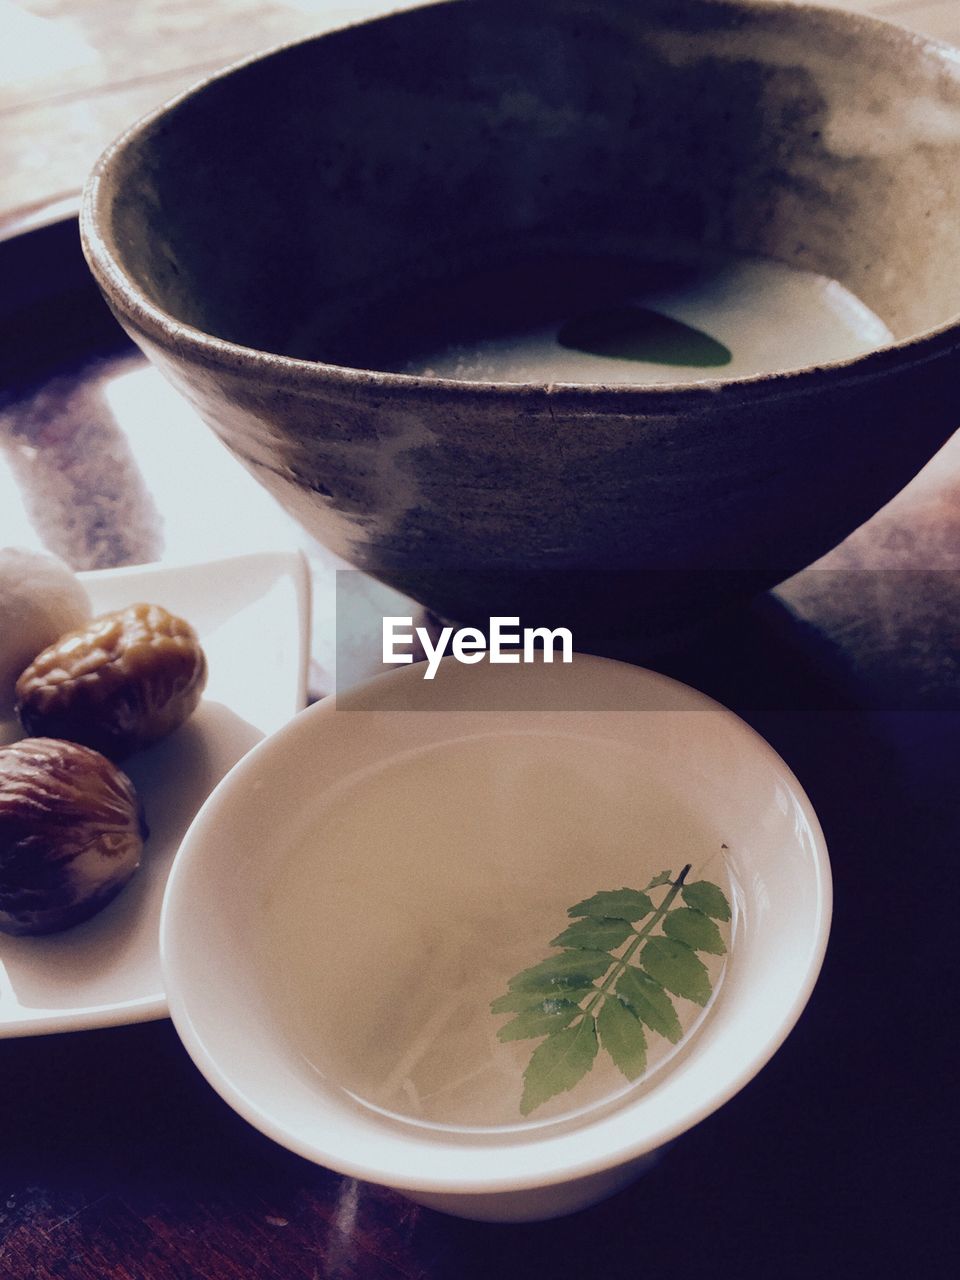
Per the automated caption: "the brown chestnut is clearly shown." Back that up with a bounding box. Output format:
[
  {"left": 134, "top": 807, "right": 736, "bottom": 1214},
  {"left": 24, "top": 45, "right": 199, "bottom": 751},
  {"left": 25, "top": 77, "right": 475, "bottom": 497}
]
[
  {"left": 15, "top": 602, "right": 207, "bottom": 760},
  {"left": 0, "top": 738, "right": 147, "bottom": 936}
]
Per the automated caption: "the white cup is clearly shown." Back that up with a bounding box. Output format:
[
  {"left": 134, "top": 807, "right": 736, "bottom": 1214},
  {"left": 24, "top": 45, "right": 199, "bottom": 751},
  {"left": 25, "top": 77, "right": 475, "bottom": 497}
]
[{"left": 160, "top": 655, "right": 831, "bottom": 1222}]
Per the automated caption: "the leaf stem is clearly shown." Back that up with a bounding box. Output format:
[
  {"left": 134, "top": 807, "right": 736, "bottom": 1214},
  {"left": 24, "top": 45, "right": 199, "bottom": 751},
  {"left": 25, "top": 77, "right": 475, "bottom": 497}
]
[{"left": 578, "top": 864, "right": 692, "bottom": 1020}]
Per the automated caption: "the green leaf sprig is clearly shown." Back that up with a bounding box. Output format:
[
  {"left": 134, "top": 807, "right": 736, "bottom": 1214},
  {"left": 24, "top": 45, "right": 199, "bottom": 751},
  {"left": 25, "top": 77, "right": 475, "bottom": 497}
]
[{"left": 491, "top": 865, "right": 731, "bottom": 1116}]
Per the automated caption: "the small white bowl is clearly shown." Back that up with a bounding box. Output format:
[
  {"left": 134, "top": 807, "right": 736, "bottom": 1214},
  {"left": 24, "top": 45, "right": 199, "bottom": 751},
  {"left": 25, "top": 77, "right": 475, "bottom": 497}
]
[{"left": 160, "top": 655, "right": 831, "bottom": 1222}]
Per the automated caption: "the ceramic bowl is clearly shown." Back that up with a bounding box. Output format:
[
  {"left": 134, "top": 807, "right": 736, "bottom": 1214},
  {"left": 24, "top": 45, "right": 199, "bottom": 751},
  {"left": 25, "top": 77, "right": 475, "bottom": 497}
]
[
  {"left": 82, "top": 0, "right": 960, "bottom": 648},
  {"left": 159, "top": 655, "right": 831, "bottom": 1222}
]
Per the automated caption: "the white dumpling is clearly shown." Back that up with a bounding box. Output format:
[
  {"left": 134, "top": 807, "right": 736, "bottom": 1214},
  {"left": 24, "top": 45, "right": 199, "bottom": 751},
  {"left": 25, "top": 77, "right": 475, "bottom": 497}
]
[{"left": 0, "top": 548, "right": 92, "bottom": 719}]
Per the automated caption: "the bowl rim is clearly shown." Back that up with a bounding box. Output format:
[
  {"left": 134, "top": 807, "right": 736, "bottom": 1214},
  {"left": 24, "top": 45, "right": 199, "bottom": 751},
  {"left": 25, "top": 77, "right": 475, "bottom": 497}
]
[
  {"left": 80, "top": 0, "right": 960, "bottom": 405},
  {"left": 159, "top": 654, "right": 833, "bottom": 1197}
]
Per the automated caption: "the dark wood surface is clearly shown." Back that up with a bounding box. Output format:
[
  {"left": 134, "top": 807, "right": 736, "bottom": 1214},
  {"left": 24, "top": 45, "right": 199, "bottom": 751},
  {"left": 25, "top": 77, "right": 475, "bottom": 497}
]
[{"left": 1, "top": 3, "right": 958, "bottom": 1277}]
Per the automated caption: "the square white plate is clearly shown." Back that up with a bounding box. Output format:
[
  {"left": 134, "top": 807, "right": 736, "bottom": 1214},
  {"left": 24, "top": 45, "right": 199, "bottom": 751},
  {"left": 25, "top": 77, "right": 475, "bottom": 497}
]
[{"left": 0, "top": 550, "right": 310, "bottom": 1036}]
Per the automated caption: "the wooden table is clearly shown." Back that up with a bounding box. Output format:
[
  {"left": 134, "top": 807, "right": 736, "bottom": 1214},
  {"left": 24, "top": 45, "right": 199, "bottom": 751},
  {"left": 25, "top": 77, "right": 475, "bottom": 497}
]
[{"left": 1, "top": 2, "right": 958, "bottom": 1277}]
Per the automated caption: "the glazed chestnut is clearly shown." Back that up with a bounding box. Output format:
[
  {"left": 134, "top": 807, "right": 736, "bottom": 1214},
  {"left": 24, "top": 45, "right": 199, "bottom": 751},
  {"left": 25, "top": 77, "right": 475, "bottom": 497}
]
[
  {"left": 0, "top": 738, "right": 147, "bottom": 936},
  {"left": 15, "top": 602, "right": 207, "bottom": 759}
]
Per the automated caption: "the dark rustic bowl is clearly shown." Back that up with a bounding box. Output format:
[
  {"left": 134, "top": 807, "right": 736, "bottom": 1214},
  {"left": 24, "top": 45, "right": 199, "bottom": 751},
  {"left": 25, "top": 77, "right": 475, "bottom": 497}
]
[{"left": 81, "top": 0, "right": 960, "bottom": 649}]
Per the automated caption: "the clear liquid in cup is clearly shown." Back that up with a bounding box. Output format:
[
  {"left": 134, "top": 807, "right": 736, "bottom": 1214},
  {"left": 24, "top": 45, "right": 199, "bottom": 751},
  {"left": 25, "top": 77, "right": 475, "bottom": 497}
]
[{"left": 261, "top": 732, "right": 736, "bottom": 1135}]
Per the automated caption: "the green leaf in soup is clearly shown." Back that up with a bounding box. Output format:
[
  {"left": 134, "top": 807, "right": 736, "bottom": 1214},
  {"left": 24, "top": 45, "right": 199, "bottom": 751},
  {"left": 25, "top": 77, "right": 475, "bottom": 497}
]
[
  {"left": 550, "top": 916, "right": 633, "bottom": 950},
  {"left": 681, "top": 880, "right": 732, "bottom": 922},
  {"left": 616, "top": 965, "right": 683, "bottom": 1043},
  {"left": 640, "top": 937, "right": 712, "bottom": 1006},
  {"left": 520, "top": 1019, "right": 599, "bottom": 1115},
  {"left": 496, "top": 1000, "right": 582, "bottom": 1043},
  {"left": 490, "top": 984, "right": 597, "bottom": 1015},
  {"left": 508, "top": 948, "right": 612, "bottom": 994},
  {"left": 663, "top": 907, "right": 726, "bottom": 955},
  {"left": 597, "top": 996, "right": 647, "bottom": 1081},
  {"left": 567, "top": 888, "right": 654, "bottom": 922},
  {"left": 557, "top": 304, "right": 733, "bottom": 368}
]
